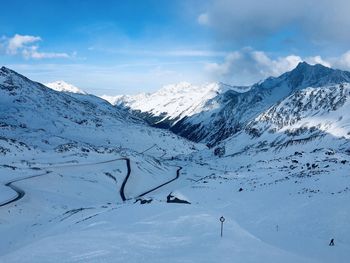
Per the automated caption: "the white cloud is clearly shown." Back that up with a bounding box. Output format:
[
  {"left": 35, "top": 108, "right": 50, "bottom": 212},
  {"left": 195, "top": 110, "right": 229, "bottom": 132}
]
[
  {"left": 205, "top": 48, "right": 302, "bottom": 85},
  {"left": 197, "top": 13, "right": 210, "bottom": 26},
  {"left": 22, "top": 46, "right": 70, "bottom": 59},
  {"left": 205, "top": 47, "right": 350, "bottom": 85},
  {"left": 7, "top": 34, "right": 41, "bottom": 55},
  {"left": 1, "top": 34, "right": 70, "bottom": 59},
  {"left": 304, "top": 55, "right": 331, "bottom": 68},
  {"left": 332, "top": 51, "right": 350, "bottom": 69},
  {"left": 198, "top": 0, "right": 350, "bottom": 46}
]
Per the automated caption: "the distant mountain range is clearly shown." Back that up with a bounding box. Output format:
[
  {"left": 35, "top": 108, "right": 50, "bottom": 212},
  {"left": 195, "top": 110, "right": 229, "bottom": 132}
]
[
  {"left": 108, "top": 62, "right": 350, "bottom": 148},
  {"left": 1, "top": 62, "right": 350, "bottom": 157}
]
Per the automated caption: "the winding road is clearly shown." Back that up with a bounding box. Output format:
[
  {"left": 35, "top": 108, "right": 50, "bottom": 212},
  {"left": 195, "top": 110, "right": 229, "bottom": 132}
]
[
  {"left": 119, "top": 159, "right": 182, "bottom": 201},
  {"left": 119, "top": 158, "right": 131, "bottom": 201},
  {"left": 0, "top": 158, "right": 129, "bottom": 207},
  {"left": 136, "top": 166, "right": 182, "bottom": 198},
  {"left": 0, "top": 171, "right": 51, "bottom": 207},
  {"left": 0, "top": 157, "right": 181, "bottom": 207}
]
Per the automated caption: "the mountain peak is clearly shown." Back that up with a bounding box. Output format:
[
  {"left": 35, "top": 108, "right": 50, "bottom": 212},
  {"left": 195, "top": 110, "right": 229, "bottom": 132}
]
[
  {"left": 293, "top": 61, "right": 330, "bottom": 72},
  {"left": 45, "top": 80, "right": 86, "bottom": 94},
  {"left": 1, "top": 66, "right": 18, "bottom": 76},
  {"left": 295, "top": 61, "right": 314, "bottom": 69},
  {"left": 295, "top": 61, "right": 310, "bottom": 68},
  {"left": 272, "top": 61, "right": 350, "bottom": 90},
  {"left": 0, "top": 66, "right": 34, "bottom": 87}
]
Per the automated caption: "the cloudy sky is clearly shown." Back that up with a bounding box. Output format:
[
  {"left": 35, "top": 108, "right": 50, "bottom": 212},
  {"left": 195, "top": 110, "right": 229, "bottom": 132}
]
[{"left": 1, "top": 0, "right": 350, "bottom": 95}]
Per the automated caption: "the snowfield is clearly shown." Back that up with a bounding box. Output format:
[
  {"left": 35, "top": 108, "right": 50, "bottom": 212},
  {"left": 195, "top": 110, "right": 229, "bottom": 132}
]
[
  {"left": 1, "top": 148, "right": 349, "bottom": 263},
  {"left": 1, "top": 64, "right": 350, "bottom": 262}
]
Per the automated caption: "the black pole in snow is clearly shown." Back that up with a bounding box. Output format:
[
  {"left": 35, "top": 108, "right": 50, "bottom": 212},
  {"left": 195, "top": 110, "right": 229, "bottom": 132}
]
[{"left": 220, "top": 216, "right": 225, "bottom": 237}]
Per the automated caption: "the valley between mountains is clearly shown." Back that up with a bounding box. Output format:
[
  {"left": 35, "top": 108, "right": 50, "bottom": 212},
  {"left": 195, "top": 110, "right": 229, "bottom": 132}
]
[{"left": 0, "top": 63, "right": 349, "bottom": 263}]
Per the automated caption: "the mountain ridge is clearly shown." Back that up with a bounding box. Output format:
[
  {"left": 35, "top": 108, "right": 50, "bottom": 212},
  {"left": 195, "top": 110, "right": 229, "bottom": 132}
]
[
  {"left": 0, "top": 66, "right": 199, "bottom": 156},
  {"left": 109, "top": 62, "right": 350, "bottom": 146}
]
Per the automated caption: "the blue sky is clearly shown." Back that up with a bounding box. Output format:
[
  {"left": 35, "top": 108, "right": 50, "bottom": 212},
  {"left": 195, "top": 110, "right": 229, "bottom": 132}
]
[{"left": 1, "top": 0, "right": 350, "bottom": 95}]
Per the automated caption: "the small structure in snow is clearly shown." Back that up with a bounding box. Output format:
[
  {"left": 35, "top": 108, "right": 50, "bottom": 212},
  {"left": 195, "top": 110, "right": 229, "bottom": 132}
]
[
  {"left": 166, "top": 192, "right": 190, "bottom": 204},
  {"left": 134, "top": 198, "right": 152, "bottom": 205}
]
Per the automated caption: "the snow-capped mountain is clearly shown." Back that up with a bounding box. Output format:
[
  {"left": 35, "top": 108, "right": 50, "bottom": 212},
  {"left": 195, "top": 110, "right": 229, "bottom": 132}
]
[
  {"left": 112, "top": 62, "right": 350, "bottom": 146},
  {"left": 219, "top": 82, "right": 350, "bottom": 156},
  {"left": 103, "top": 81, "right": 252, "bottom": 146},
  {"left": 103, "top": 82, "right": 249, "bottom": 121},
  {"left": 0, "top": 66, "right": 199, "bottom": 156},
  {"left": 45, "top": 80, "right": 86, "bottom": 94}
]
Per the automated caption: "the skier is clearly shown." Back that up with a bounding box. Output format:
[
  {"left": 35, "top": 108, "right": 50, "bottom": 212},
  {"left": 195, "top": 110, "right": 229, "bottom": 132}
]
[{"left": 329, "top": 238, "right": 335, "bottom": 246}]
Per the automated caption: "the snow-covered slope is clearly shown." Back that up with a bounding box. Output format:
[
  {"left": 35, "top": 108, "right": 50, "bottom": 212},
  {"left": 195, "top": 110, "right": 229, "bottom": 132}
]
[
  {"left": 220, "top": 82, "right": 350, "bottom": 156},
  {"left": 0, "top": 66, "right": 200, "bottom": 156},
  {"left": 1, "top": 65, "right": 350, "bottom": 263},
  {"left": 103, "top": 82, "right": 249, "bottom": 121},
  {"left": 112, "top": 62, "right": 350, "bottom": 147},
  {"left": 45, "top": 80, "right": 86, "bottom": 94},
  {"left": 0, "top": 66, "right": 205, "bottom": 259},
  {"left": 102, "top": 82, "right": 251, "bottom": 145}
]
